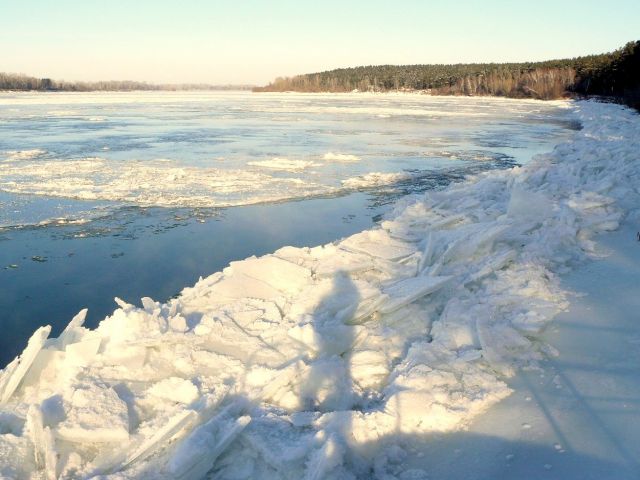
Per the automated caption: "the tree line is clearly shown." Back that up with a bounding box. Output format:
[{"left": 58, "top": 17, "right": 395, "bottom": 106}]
[
  {"left": 0, "top": 74, "right": 253, "bottom": 92},
  {"left": 254, "top": 41, "right": 640, "bottom": 109}
]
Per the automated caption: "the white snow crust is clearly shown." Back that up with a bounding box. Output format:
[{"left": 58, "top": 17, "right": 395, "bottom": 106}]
[
  {"left": 247, "top": 158, "right": 321, "bottom": 171},
  {"left": 322, "top": 153, "right": 361, "bottom": 162},
  {"left": 0, "top": 101, "right": 638, "bottom": 479},
  {"left": 0, "top": 157, "right": 330, "bottom": 208},
  {"left": 341, "top": 172, "right": 411, "bottom": 189}
]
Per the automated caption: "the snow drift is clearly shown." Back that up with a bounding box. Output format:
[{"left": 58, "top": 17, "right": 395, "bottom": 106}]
[{"left": 0, "top": 101, "right": 638, "bottom": 479}]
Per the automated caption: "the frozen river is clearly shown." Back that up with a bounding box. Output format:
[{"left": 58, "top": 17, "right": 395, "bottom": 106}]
[{"left": 0, "top": 92, "right": 575, "bottom": 364}]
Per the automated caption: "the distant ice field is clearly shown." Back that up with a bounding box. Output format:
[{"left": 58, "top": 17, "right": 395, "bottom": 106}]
[{"left": 0, "top": 92, "right": 576, "bottom": 228}]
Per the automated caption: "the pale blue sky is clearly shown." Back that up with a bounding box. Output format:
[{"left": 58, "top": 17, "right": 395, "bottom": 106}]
[{"left": 1, "top": 0, "right": 638, "bottom": 85}]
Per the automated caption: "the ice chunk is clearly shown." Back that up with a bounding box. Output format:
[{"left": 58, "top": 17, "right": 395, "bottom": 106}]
[
  {"left": 0, "top": 325, "right": 51, "bottom": 404},
  {"left": 341, "top": 230, "right": 416, "bottom": 261},
  {"left": 65, "top": 337, "right": 102, "bottom": 366},
  {"left": 350, "top": 349, "right": 390, "bottom": 390},
  {"left": 248, "top": 158, "right": 320, "bottom": 171},
  {"left": 312, "top": 247, "right": 374, "bottom": 278},
  {"left": 165, "top": 414, "right": 251, "bottom": 479},
  {"left": 122, "top": 409, "right": 196, "bottom": 469},
  {"left": 465, "top": 249, "right": 516, "bottom": 284},
  {"left": 440, "top": 224, "right": 509, "bottom": 264},
  {"left": 147, "top": 377, "right": 199, "bottom": 404},
  {"left": 242, "top": 415, "right": 314, "bottom": 473},
  {"left": 508, "top": 186, "right": 553, "bottom": 221},
  {"left": 323, "top": 152, "right": 359, "bottom": 162},
  {"left": 304, "top": 434, "right": 343, "bottom": 480},
  {"left": 56, "top": 308, "right": 88, "bottom": 348},
  {"left": 56, "top": 384, "right": 129, "bottom": 443},
  {"left": 225, "top": 255, "right": 311, "bottom": 296},
  {"left": 91, "top": 409, "right": 198, "bottom": 475},
  {"left": 379, "top": 276, "right": 453, "bottom": 314},
  {"left": 26, "top": 405, "right": 58, "bottom": 480},
  {"left": 342, "top": 171, "right": 411, "bottom": 189}
]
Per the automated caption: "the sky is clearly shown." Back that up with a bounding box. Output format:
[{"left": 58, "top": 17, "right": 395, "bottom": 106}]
[{"left": 1, "top": 0, "right": 638, "bottom": 85}]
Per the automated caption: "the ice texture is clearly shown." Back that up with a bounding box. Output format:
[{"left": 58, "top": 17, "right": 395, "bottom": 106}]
[
  {"left": 0, "top": 100, "right": 638, "bottom": 478},
  {"left": 0, "top": 92, "right": 571, "bottom": 227},
  {"left": 341, "top": 171, "right": 412, "bottom": 189},
  {"left": 0, "top": 157, "right": 331, "bottom": 208},
  {"left": 248, "top": 158, "right": 321, "bottom": 171}
]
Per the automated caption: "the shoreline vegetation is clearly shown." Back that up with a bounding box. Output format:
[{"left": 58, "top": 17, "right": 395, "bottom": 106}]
[
  {"left": 254, "top": 40, "right": 639, "bottom": 109},
  {"left": 0, "top": 76, "right": 254, "bottom": 92}
]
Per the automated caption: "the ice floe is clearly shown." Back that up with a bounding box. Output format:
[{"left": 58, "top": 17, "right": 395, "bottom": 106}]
[
  {"left": 248, "top": 158, "right": 320, "bottom": 171},
  {"left": 0, "top": 157, "right": 330, "bottom": 208},
  {"left": 322, "top": 152, "right": 360, "bottom": 162},
  {"left": 341, "top": 172, "right": 411, "bottom": 189},
  {"left": 3, "top": 149, "right": 47, "bottom": 161},
  {"left": 0, "top": 100, "right": 638, "bottom": 479}
]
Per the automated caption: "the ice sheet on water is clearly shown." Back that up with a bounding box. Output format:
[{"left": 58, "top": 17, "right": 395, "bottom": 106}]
[
  {"left": 322, "top": 152, "right": 360, "bottom": 162},
  {"left": 0, "top": 156, "right": 332, "bottom": 208},
  {"left": 0, "top": 92, "right": 573, "bottom": 228},
  {"left": 341, "top": 171, "right": 412, "bottom": 189},
  {"left": 248, "top": 157, "right": 321, "bottom": 171},
  {"left": 1, "top": 100, "right": 638, "bottom": 478},
  {"left": 2, "top": 149, "right": 47, "bottom": 161}
]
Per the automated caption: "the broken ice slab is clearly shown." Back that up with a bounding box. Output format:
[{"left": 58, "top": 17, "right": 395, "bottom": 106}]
[
  {"left": 20, "top": 349, "right": 65, "bottom": 391},
  {"left": 475, "top": 318, "right": 517, "bottom": 377},
  {"left": 55, "top": 384, "right": 130, "bottom": 443},
  {"left": 417, "top": 232, "right": 436, "bottom": 272},
  {"left": 312, "top": 247, "right": 374, "bottom": 278},
  {"left": 0, "top": 325, "right": 51, "bottom": 404},
  {"left": 90, "top": 388, "right": 229, "bottom": 476},
  {"left": 121, "top": 410, "right": 196, "bottom": 469},
  {"left": 340, "top": 230, "right": 416, "bottom": 261},
  {"left": 165, "top": 414, "right": 251, "bottom": 479},
  {"left": 344, "top": 295, "right": 388, "bottom": 324},
  {"left": 304, "top": 434, "right": 343, "bottom": 480},
  {"left": 91, "top": 410, "right": 198, "bottom": 476},
  {"left": 242, "top": 415, "right": 314, "bottom": 474},
  {"left": 65, "top": 337, "right": 102, "bottom": 366},
  {"left": 204, "top": 272, "right": 285, "bottom": 305},
  {"left": 224, "top": 255, "right": 311, "bottom": 296},
  {"left": 379, "top": 276, "right": 453, "bottom": 314},
  {"left": 440, "top": 224, "right": 509, "bottom": 265},
  {"left": 57, "top": 308, "right": 88, "bottom": 349},
  {"left": 464, "top": 249, "right": 516, "bottom": 284},
  {"left": 27, "top": 405, "right": 57, "bottom": 480}
]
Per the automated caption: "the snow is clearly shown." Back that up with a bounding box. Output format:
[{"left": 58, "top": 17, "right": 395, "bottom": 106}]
[
  {"left": 2, "top": 149, "right": 47, "bottom": 161},
  {"left": 341, "top": 172, "right": 411, "bottom": 189},
  {"left": 399, "top": 223, "right": 640, "bottom": 479},
  {"left": 55, "top": 384, "right": 130, "bottom": 444},
  {"left": 0, "top": 157, "right": 330, "bottom": 208},
  {"left": 248, "top": 158, "right": 321, "bottom": 171},
  {"left": 322, "top": 152, "right": 360, "bottom": 162},
  {"left": 0, "top": 100, "right": 638, "bottom": 479}
]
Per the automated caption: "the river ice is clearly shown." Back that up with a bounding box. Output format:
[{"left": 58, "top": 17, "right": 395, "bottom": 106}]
[
  {"left": 0, "top": 99, "right": 637, "bottom": 479},
  {"left": 0, "top": 92, "right": 571, "bottom": 227}
]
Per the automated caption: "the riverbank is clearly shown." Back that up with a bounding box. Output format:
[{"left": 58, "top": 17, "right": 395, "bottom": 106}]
[
  {"left": 398, "top": 221, "right": 640, "bottom": 480},
  {"left": 0, "top": 100, "right": 638, "bottom": 479}
]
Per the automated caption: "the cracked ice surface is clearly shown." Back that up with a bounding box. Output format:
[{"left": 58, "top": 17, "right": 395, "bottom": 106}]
[{"left": 0, "top": 101, "right": 638, "bottom": 479}]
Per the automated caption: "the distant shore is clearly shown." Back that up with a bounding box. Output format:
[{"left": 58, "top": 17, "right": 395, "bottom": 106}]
[{"left": 254, "top": 40, "right": 639, "bottom": 110}]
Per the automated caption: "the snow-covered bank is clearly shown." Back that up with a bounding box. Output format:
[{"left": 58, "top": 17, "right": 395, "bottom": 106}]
[
  {"left": 0, "top": 101, "right": 638, "bottom": 479},
  {"left": 398, "top": 222, "right": 640, "bottom": 480}
]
